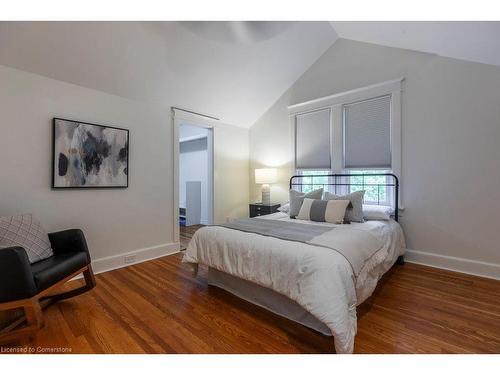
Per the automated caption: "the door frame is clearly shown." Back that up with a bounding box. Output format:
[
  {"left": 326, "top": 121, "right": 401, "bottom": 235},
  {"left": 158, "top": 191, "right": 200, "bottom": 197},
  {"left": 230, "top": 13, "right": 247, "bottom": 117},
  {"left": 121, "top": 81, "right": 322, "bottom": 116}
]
[{"left": 172, "top": 108, "right": 216, "bottom": 244}]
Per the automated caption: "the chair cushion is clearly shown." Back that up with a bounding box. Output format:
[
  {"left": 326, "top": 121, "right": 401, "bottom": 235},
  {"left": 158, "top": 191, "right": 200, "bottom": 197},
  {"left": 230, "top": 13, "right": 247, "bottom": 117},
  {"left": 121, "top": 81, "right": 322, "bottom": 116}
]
[{"left": 31, "top": 252, "right": 89, "bottom": 292}]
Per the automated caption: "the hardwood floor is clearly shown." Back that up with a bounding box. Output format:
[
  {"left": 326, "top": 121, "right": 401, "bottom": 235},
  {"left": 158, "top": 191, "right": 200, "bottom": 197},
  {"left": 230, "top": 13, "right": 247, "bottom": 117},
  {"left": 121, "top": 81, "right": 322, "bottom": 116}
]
[
  {"left": 2, "top": 251, "right": 500, "bottom": 353},
  {"left": 180, "top": 225, "right": 204, "bottom": 250}
]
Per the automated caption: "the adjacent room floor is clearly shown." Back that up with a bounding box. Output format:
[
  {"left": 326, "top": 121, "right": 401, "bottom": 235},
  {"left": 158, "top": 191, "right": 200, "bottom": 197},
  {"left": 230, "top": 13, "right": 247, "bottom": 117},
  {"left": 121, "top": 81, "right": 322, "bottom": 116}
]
[
  {"left": 180, "top": 224, "right": 204, "bottom": 250},
  {"left": 4, "top": 247, "right": 500, "bottom": 353}
]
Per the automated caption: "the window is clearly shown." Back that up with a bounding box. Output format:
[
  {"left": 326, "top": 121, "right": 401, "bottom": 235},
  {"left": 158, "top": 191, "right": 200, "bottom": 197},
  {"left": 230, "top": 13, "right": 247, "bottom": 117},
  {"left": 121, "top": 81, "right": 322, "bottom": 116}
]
[
  {"left": 343, "top": 95, "right": 391, "bottom": 169},
  {"left": 297, "top": 170, "right": 330, "bottom": 193},
  {"left": 289, "top": 78, "right": 402, "bottom": 206},
  {"left": 297, "top": 169, "right": 391, "bottom": 205},
  {"left": 294, "top": 109, "right": 331, "bottom": 170},
  {"left": 347, "top": 170, "right": 390, "bottom": 205}
]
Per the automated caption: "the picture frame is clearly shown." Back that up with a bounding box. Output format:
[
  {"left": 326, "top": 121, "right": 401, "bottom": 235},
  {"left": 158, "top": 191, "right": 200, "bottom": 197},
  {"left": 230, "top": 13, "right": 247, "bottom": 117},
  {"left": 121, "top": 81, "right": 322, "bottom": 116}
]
[{"left": 52, "top": 118, "right": 129, "bottom": 189}]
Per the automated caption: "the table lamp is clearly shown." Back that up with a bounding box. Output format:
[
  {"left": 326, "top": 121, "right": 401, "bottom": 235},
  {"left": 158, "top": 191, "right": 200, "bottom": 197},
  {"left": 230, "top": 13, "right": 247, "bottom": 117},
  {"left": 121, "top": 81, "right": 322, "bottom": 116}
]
[{"left": 255, "top": 168, "right": 277, "bottom": 205}]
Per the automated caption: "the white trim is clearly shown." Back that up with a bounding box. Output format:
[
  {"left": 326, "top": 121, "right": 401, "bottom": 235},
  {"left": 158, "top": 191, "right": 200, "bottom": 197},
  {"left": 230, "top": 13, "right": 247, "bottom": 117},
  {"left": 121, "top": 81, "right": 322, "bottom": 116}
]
[
  {"left": 206, "top": 127, "right": 214, "bottom": 226},
  {"left": 73, "top": 242, "right": 180, "bottom": 278},
  {"left": 288, "top": 78, "right": 404, "bottom": 115},
  {"left": 391, "top": 89, "right": 403, "bottom": 207},
  {"left": 172, "top": 108, "right": 219, "bottom": 127},
  {"left": 331, "top": 104, "right": 343, "bottom": 173},
  {"left": 405, "top": 249, "right": 500, "bottom": 281},
  {"left": 289, "top": 115, "right": 296, "bottom": 171},
  {"left": 172, "top": 109, "right": 180, "bottom": 244}
]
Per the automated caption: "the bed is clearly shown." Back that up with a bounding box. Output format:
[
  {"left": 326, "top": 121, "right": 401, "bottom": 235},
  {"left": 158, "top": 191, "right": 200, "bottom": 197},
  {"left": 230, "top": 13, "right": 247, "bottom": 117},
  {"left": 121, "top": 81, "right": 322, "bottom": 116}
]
[{"left": 182, "top": 174, "right": 406, "bottom": 354}]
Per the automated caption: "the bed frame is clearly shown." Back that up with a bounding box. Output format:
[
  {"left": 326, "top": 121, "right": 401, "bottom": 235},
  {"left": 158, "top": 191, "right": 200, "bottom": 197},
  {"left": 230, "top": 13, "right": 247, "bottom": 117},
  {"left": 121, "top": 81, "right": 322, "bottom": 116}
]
[{"left": 289, "top": 173, "right": 404, "bottom": 265}]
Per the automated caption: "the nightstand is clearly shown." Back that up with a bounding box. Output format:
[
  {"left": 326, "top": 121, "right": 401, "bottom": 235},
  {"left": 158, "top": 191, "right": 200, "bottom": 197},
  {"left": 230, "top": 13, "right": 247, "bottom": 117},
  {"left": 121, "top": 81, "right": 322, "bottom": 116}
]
[{"left": 249, "top": 203, "right": 281, "bottom": 218}]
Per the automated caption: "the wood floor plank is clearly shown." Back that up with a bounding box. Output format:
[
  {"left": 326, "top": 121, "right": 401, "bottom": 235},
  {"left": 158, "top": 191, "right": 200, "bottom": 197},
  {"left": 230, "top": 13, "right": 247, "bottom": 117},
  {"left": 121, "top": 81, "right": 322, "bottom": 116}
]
[{"left": 3, "top": 245, "right": 500, "bottom": 354}]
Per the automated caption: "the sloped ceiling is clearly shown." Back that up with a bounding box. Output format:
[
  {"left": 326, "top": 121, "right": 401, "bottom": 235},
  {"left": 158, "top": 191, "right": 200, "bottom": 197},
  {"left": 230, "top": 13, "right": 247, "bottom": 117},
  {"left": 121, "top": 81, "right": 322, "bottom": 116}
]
[
  {"left": 331, "top": 21, "right": 500, "bottom": 67},
  {"left": 2, "top": 21, "right": 499, "bottom": 129},
  {"left": 0, "top": 21, "right": 337, "bottom": 128}
]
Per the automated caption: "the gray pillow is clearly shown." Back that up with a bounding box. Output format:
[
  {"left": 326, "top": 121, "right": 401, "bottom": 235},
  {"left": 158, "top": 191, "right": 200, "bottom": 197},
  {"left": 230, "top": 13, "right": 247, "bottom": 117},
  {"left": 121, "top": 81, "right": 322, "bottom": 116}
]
[
  {"left": 324, "top": 190, "right": 365, "bottom": 223},
  {"left": 289, "top": 188, "right": 323, "bottom": 218},
  {"left": 0, "top": 214, "right": 54, "bottom": 263}
]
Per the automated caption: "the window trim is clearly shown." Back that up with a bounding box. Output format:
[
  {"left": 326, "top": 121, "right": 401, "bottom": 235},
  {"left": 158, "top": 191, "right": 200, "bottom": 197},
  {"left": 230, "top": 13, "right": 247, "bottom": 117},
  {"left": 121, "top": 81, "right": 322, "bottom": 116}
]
[{"left": 289, "top": 78, "right": 403, "bottom": 206}]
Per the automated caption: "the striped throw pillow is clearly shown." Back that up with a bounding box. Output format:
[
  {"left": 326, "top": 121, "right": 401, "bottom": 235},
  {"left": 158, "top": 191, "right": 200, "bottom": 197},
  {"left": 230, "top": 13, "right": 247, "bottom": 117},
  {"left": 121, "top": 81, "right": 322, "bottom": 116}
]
[{"left": 297, "top": 198, "right": 350, "bottom": 224}]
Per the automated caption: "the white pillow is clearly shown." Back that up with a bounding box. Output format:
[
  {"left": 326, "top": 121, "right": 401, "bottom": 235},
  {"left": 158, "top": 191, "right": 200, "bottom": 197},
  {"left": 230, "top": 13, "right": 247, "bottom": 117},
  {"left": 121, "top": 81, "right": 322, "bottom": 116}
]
[
  {"left": 277, "top": 202, "right": 290, "bottom": 213},
  {"left": 0, "top": 214, "right": 54, "bottom": 263},
  {"left": 363, "top": 205, "right": 393, "bottom": 221},
  {"left": 297, "top": 198, "right": 350, "bottom": 224}
]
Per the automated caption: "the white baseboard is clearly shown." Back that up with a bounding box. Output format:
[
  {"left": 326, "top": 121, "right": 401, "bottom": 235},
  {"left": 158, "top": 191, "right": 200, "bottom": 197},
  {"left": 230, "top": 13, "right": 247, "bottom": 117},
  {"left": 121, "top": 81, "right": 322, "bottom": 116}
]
[
  {"left": 405, "top": 249, "right": 500, "bottom": 281},
  {"left": 89, "top": 242, "right": 181, "bottom": 276}
]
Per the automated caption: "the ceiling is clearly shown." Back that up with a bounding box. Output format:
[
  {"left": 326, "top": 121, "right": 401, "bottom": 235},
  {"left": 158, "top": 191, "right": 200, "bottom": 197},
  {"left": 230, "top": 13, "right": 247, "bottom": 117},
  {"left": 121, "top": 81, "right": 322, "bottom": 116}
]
[
  {"left": 331, "top": 21, "right": 500, "bottom": 67},
  {"left": 1, "top": 21, "right": 499, "bottom": 128},
  {"left": 0, "top": 21, "right": 337, "bottom": 128}
]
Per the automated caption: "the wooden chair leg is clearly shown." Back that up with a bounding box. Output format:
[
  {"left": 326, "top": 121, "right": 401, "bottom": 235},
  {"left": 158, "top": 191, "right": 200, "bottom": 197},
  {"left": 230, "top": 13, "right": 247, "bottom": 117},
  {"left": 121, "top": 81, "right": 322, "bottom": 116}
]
[
  {"left": 0, "top": 299, "right": 43, "bottom": 344},
  {"left": 83, "top": 264, "right": 96, "bottom": 289},
  {"left": 1, "top": 265, "right": 95, "bottom": 344},
  {"left": 42, "top": 264, "right": 96, "bottom": 302},
  {"left": 25, "top": 298, "right": 44, "bottom": 330}
]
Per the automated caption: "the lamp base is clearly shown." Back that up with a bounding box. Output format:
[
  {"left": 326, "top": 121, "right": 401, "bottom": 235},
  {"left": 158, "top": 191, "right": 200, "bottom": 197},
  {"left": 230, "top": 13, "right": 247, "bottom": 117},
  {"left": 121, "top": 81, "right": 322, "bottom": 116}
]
[{"left": 261, "top": 184, "right": 271, "bottom": 205}]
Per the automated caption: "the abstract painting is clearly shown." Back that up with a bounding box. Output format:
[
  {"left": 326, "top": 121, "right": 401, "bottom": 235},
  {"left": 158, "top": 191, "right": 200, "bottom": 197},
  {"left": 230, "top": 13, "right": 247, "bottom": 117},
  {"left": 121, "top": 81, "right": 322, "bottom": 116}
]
[{"left": 52, "top": 118, "right": 129, "bottom": 188}]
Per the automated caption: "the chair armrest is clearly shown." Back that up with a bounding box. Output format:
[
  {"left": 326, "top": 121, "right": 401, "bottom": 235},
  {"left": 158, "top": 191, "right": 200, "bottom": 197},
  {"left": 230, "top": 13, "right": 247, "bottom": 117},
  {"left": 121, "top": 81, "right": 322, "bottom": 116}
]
[
  {"left": 0, "top": 247, "right": 37, "bottom": 303},
  {"left": 48, "top": 229, "right": 90, "bottom": 261}
]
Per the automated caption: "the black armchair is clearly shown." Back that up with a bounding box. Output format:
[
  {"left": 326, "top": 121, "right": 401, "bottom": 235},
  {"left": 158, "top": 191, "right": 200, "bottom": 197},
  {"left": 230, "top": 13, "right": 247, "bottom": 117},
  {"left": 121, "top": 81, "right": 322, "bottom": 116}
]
[{"left": 0, "top": 229, "right": 95, "bottom": 343}]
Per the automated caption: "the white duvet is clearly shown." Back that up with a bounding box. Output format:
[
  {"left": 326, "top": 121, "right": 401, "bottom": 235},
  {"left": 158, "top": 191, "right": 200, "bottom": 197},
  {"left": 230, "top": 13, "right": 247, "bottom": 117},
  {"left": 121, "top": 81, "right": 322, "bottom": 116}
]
[{"left": 182, "top": 212, "right": 406, "bottom": 353}]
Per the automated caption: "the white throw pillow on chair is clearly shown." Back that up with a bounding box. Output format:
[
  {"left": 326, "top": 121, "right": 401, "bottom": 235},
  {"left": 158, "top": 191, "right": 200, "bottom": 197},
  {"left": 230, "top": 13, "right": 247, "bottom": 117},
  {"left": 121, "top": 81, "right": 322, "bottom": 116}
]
[{"left": 0, "top": 214, "right": 54, "bottom": 264}]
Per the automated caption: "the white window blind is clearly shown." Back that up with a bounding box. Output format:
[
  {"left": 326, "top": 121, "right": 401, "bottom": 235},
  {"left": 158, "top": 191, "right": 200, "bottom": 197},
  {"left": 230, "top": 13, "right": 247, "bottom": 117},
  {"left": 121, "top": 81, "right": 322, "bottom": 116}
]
[
  {"left": 295, "top": 108, "right": 331, "bottom": 169},
  {"left": 343, "top": 95, "right": 391, "bottom": 169}
]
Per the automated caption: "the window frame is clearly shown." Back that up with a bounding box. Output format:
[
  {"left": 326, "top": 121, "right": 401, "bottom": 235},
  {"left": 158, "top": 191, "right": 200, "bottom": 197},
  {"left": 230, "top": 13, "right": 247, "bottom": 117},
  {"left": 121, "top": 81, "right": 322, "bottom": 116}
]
[{"left": 289, "top": 78, "right": 403, "bottom": 206}]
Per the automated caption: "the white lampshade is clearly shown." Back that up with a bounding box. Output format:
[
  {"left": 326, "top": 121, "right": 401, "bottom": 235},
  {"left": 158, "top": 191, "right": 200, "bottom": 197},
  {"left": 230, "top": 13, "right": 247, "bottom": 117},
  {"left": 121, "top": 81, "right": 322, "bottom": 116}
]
[{"left": 255, "top": 168, "right": 277, "bottom": 184}]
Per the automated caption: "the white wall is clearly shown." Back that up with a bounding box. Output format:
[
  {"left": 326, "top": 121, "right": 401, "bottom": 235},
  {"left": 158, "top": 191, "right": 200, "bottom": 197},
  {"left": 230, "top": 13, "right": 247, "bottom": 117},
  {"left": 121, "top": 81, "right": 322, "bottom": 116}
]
[
  {"left": 250, "top": 39, "right": 500, "bottom": 278},
  {"left": 0, "top": 64, "right": 176, "bottom": 270},
  {"left": 179, "top": 124, "right": 209, "bottom": 224},
  {"left": 0, "top": 64, "right": 250, "bottom": 274},
  {"left": 213, "top": 123, "right": 250, "bottom": 223}
]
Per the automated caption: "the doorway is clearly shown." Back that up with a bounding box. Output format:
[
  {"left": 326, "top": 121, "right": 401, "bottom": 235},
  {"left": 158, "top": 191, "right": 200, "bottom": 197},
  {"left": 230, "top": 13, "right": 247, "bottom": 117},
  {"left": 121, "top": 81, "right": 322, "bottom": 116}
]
[{"left": 173, "top": 110, "right": 214, "bottom": 250}]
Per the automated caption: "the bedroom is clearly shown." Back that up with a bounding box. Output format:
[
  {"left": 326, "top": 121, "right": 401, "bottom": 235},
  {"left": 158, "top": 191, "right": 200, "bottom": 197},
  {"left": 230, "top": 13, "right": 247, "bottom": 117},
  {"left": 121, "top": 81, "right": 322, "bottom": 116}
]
[{"left": 1, "top": 0, "right": 499, "bottom": 372}]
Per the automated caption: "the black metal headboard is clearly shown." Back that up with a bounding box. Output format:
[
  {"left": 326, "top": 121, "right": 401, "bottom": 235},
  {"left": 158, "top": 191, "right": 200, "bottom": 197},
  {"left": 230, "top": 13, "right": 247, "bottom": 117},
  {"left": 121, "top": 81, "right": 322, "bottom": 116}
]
[{"left": 289, "top": 173, "right": 399, "bottom": 222}]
